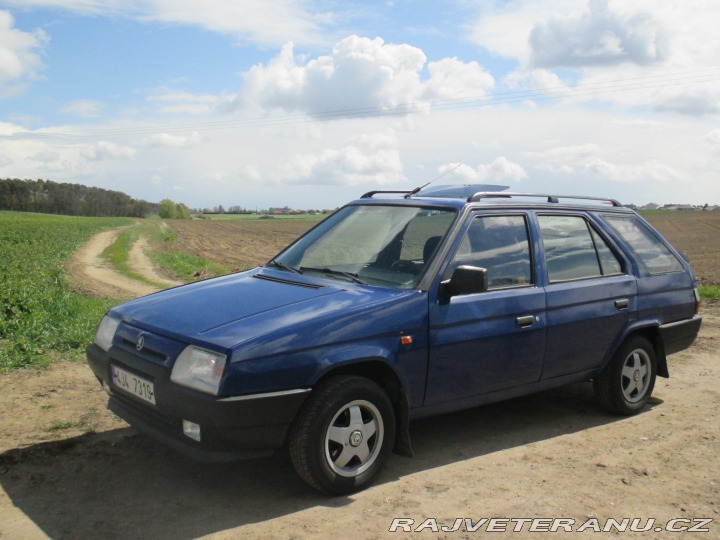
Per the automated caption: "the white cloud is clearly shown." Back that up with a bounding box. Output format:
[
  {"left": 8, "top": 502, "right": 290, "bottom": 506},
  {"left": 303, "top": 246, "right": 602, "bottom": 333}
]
[
  {"left": 240, "top": 165, "right": 262, "bottom": 183},
  {"left": 529, "top": 69, "right": 569, "bottom": 91},
  {"left": 235, "top": 36, "right": 494, "bottom": 118},
  {"left": 2, "top": 0, "right": 332, "bottom": 48},
  {"left": 467, "top": 1, "right": 720, "bottom": 115},
  {"left": 0, "top": 10, "right": 47, "bottom": 96},
  {"left": 59, "top": 100, "right": 104, "bottom": 117},
  {"left": 438, "top": 157, "right": 528, "bottom": 183},
  {"left": 529, "top": 143, "right": 680, "bottom": 182},
  {"left": 704, "top": 129, "right": 720, "bottom": 161},
  {"left": 30, "top": 149, "right": 60, "bottom": 163},
  {"left": 147, "top": 90, "right": 219, "bottom": 115},
  {"left": 423, "top": 57, "right": 494, "bottom": 101},
  {"left": 237, "top": 36, "right": 426, "bottom": 116},
  {"left": 145, "top": 131, "right": 200, "bottom": 148},
  {"left": 705, "top": 129, "right": 720, "bottom": 147},
  {"left": 529, "top": 143, "right": 601, "bottom": 170},
  {"left": 653, "top": 84, "right": 720, "bottom": 116},
  {"left": 469, "top": 0, "right": 582, "bottom": 64},
  {"left": 280, "top": 130, "right": 405, "bottom": 186},
  {"left": 586, "top": 158, "right": 680, "bottom": 183},
  {"left": 143, "top": 0, "right": 333, "bottom": 48},
  {"left": 529, "top": 0, "right": 670, "bottom": 68},
  {"left": 0, "top": 120, "right": 27, "bottom": 136},
  {"left": 83, "top": 141, "right": 136, "bottom": 161}
]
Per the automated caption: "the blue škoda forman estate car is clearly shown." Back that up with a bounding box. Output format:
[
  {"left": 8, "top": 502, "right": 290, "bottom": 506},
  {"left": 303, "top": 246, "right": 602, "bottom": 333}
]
[{"left": 87, "top": 185, "right": 702, "bottom": 494}]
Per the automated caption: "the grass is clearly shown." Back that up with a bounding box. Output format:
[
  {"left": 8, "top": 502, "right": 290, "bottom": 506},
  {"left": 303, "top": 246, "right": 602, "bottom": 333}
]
[
  {"left": 0, "top": 212, "right": 130, "bottom": 370},
  {"left": 45, "top": 421, "right": 77, "bottom": 432},
  {"left": 699, "top": 285, "right": 720, "bottom": 300},
  {"left": 152, "top": 250, "right": 228, "bottom": 281}
]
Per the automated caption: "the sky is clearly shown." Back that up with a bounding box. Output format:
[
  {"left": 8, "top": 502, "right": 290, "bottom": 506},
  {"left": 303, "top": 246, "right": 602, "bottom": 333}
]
[{"left": 0, "top": 0, "right": 719, "bottom": 210}]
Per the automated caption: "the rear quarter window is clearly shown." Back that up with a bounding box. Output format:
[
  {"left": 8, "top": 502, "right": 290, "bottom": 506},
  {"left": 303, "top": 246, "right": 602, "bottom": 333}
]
[{"left": 603, "top": 215, "right": 684, "bottom": 274}]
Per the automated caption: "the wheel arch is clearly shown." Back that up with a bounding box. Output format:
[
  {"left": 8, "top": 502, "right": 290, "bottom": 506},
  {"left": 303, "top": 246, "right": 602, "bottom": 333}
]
[
  {"left": 609, "top": 323, "right": 668, "bottom": 379},
  {"left": 313, "top": 358, "right": 414, "bottom": 457}
]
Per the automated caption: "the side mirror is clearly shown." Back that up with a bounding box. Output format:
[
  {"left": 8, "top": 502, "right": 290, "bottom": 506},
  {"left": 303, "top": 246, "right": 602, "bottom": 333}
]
[{"left": 440, "top": 265, "right": 488, "bottom": 299}]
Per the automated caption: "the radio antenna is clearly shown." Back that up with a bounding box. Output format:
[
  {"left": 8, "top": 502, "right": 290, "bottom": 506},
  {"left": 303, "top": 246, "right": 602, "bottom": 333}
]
[{"left": 408, "top": 163, "right": 463, "bottom": 196}]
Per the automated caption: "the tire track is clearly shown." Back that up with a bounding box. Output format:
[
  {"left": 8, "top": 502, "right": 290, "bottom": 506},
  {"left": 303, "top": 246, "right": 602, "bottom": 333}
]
[{"left": 67, "top": 227, "right": 182, "bottom": 299}]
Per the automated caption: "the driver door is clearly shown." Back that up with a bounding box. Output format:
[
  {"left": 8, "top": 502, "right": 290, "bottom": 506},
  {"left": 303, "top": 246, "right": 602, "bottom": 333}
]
[{"left": 426, "top": 212, "right": 546, "bottom": 405}]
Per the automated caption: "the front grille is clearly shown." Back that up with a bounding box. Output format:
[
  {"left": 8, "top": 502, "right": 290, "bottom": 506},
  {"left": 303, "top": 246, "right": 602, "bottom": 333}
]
[
  {"left": 113, "top": 322, "right": 185, "bottom": 366},
  {"left": 120, "top": 337, "right": 168, "bottom": 361}
]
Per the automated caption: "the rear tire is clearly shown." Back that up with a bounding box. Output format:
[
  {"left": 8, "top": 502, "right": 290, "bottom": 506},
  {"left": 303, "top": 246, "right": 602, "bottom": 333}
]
[
  {"left": 289, "top": 375, "right": 396, "bottom": 495},
  {"left": 594, "top": 335, "right": 657, "bottom": 415}
]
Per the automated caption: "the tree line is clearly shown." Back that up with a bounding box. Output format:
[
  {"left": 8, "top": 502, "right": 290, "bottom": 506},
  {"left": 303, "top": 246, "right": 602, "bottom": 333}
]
[{"left": 0, "top": 178, "right": 153, "bottom": 218}]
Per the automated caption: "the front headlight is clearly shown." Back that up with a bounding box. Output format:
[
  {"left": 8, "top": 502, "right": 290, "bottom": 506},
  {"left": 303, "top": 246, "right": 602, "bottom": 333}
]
[
  {"left": 94, "top": 315, "right": 120, "bottom": 352},
  {"left": 171, "top": 346, "right": 226, "bottom": 395}
]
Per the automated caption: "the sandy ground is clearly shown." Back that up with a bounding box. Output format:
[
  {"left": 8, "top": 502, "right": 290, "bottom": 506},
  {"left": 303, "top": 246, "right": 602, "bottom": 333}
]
[
  {"left": 128, "top": 236, "right": 184, "bottom": 289},
  {"left": 1, "top": 225, "right": 718, "bottom": 539}
]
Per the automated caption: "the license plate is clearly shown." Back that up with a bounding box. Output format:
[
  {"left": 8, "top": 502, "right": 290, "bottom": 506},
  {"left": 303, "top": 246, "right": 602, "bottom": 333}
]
[{"left": 111, "top": 365, "right": 156, "bottom": 405}]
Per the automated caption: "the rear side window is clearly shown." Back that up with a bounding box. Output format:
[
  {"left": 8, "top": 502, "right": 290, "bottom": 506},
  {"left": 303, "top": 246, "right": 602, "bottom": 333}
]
[
  {"left": 603, "top": 215, "right": 683, "bottom": 274},
  {"left": 538, "top": 215, "right": 623, "bottom": 282}
]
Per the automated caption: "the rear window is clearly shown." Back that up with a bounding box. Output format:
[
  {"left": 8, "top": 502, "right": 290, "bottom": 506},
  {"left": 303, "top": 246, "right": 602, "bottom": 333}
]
[{"left": 603, "top": 215, "right": 684, "bottom": 274}]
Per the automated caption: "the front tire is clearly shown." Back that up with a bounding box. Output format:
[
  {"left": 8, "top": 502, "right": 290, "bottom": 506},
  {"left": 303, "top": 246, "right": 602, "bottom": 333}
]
[
  {"left": 594, "top": 335, "right": 657, "bottom": 415},
  {"left": 289, "top": 375, "right": 396, "bottom": 495}
]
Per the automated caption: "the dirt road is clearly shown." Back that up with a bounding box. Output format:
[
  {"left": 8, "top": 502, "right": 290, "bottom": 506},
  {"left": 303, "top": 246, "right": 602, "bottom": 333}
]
[
  {"left": 66, "top": 227, "right": 182, "bottom": 299},
  {"left": 1, "top": 303, "right": 717, "bottom": 539}
]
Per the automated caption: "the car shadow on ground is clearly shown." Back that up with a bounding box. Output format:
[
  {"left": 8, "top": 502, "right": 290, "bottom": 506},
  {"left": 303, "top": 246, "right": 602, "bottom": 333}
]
[{"left": 0, "top": 382, "right": 658, "bottom": 539}]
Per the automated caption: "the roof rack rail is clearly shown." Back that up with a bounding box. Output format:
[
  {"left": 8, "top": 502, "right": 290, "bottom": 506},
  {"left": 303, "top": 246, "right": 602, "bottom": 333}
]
[
  {"left": 468, "top": 192, "right": 622, "bottom": 207},
  {"left": 360, "top": 190, "right": 413, "bottom": 199}
]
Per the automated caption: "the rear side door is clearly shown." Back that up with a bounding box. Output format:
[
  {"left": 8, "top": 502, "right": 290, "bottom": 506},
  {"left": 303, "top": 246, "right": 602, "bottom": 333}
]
[
  {"left": 536, "top": 212, "right": 637, "bottom": 379},
  {"left": 426, "top": 212, "right": 546, "bottom": 405},
  {"left": 601, "top": 214, "right": 697, "bottom": 323}
]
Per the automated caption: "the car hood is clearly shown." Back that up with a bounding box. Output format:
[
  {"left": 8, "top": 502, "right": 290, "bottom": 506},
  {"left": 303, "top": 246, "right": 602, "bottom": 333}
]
[{"left": 110, "top": 267, "right": 424, "bottom": 355}]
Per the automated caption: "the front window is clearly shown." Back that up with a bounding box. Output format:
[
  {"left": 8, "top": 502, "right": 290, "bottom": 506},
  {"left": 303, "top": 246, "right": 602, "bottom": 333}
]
[
  {"left": 270, "top": 204, "right": 457, "bottom": 289},
  {"left": 443, "top": 214, "right": 533, "bottom": 289}
]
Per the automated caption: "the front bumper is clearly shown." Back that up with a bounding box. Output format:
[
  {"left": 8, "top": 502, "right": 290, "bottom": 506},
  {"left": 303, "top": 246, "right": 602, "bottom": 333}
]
[{"left": 87, "top": 343, "right": 311, "bottom": 462}]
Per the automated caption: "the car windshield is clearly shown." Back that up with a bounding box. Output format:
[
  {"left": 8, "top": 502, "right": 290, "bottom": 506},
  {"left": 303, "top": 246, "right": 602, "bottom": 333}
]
[{"left": 269, "top": 204, "right": 457, "bottom": 289}]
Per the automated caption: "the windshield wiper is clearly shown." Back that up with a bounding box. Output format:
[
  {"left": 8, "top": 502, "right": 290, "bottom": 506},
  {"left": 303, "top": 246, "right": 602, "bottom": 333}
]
[
  {"left": 300, "top": 266, "right": 366, "bottom": 285},
  {"left": 267, "top": 259, "right": 303, "bottom": 274}
]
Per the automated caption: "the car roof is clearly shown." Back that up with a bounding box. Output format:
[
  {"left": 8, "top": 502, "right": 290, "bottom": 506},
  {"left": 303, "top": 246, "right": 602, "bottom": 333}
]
[{"left": 352, "top": 184, "right": 629, "bottom": 212}]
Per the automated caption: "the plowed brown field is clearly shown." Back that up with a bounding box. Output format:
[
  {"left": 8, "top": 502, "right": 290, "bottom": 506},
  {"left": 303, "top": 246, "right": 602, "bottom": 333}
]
[
  {"left": 643, "top": 211, "right": 720, "bottom": 285},
  {"left": 166, "top": 218, "right": 318, "bottom": 272}
]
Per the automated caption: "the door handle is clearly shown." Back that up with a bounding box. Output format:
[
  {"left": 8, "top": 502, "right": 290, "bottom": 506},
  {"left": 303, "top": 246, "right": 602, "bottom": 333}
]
[
  {"left": 615, "top": 299, "right": 629, "bottom": 310},
  {"left": 516, "top": 315, "right": 535, "bottom": 328}
]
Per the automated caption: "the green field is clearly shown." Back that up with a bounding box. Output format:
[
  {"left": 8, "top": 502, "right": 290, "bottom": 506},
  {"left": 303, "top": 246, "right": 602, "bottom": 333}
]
[{"left": 0, "top": 212, "right": 131, "bottom": 370}]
